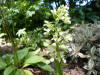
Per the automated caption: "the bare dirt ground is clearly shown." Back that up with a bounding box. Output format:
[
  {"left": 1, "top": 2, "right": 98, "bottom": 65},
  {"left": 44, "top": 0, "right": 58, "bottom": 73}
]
[{"left": 24, "top": 65, "right": 86, "bottom": 75}]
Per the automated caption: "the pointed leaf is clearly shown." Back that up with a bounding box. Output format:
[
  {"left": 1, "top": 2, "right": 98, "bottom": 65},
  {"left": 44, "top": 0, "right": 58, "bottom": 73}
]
[
  {"left": 23, "top": 55, "right": 47, "bottom": 67},
  {"left": 17, "top": 48, "right": 29, "bottom": 62},
  {"left": 4, "top": 65, "right": 16, "bottom": 75},
  {"left": 2, "top": 54, "right": 14, "bottom": 65},
  {"left": 37, "top": 62, "right": 54, "bottom": 72},
  {"left": 26, "top": 49, "right": 40, "bottom": 58}
]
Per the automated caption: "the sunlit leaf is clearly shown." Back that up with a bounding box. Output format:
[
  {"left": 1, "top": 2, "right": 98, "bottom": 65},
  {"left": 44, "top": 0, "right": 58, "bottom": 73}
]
[
  {"left": 23, "top": 55, "right": 47, "bottom": 67},
  {"left": 17, "top": 48, "right": 29, "bottom": 62},
  {"left": 4, "top": 65, "right": 16, "bottom": 75},
  {"left": 37, "top": 62, "right": 54, "bottom": 72}
]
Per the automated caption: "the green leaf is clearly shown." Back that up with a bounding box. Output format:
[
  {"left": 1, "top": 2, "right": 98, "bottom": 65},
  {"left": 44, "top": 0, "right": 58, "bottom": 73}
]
[
  {"left": 26, "top": 48, "right": 40, "bottom": 58},
  {"left": 2, "top": 54, "right": 14, "bottom": 65},
  {"left": 17, "top": 48, "right": 29, "bottom": 62},
  {"left": 54, "top": 72, "right": 59, "bottom": 75},
  {"left": 0, "top": 57, "right": 7, "bottom": 70},
  {"left": 23, "top": 55, "right": 47, "bottom": 68},
  {"left": 15, "top": 69, "right": 25, "bottom": 75},
  {"left": 24, "top": 70, "right": 33, "bottom": 75},
  {"left": 37, "top": 62, "right": 54, "bottom": 72},
  {"left": 4, "top": 65, "right": 16, "bottom": 75}
]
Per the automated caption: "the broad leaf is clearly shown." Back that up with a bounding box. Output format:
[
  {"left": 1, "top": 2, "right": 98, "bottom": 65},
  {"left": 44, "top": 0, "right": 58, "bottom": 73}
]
[
  {"left": 17, "top": 48, "right": 29, "bottom": 62},
  {"left": 37, "top": 62, "right": 54, "bottom": 72},
  {"left": 23, "top": 55, "right": 47, "bottom": 67},
  {"left": 0, "top": 57, "right": 7, "bottom": 70},
  {"left": 26, "top": 48, "right": 40, "bottom": 58},
  {"left": 15, "top": 69, "right": 25, "bottom": 75},
  {"left": 2, "top": 54, "right": 14, "bottom": 65},
  {"left": 4, "top": 65, "right": 16, "bottom": 75}
]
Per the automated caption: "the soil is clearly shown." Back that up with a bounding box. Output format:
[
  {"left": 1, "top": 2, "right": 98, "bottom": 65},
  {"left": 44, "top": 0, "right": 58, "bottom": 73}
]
[
  {"left": 25, "top": 67, "right": 49, "bottom": 75},
  {"left": 24, "top": 64, "right": 86, "bottom": 75},
  {"left": 63, "top": 64, "right": 86, "bottom": 75}
]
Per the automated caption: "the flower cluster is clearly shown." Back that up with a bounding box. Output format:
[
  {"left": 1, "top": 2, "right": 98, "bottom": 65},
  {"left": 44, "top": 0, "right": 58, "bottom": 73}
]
[{"left": 51, "top": 5, "right": 71, "bottom": 24}]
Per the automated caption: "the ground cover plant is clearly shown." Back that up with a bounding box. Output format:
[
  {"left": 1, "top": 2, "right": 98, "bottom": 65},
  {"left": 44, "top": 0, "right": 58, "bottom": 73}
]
[
  {"left": 60, "top": 23, "right": 100, "bottom": 75},
  {"left": 0, "top": 0, "right": 100, "bottom": 75}
]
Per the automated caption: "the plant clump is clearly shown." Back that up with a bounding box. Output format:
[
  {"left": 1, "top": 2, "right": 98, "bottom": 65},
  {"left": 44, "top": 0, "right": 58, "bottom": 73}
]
[{"left": 62, "top": 24, "right": 100, "bottom": 75}]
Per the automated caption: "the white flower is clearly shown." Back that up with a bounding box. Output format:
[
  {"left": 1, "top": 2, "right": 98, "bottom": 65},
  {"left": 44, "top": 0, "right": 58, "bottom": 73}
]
[
  {"left": 44, "top": 29, "right": 50, "bottom": 32},
  {"left": 65, "top": 34, "right": 73, "bottom": 41},
  {"left": 60, "top": 45, "right": 67, "bottom": 49},
  {"left": 58, "top": 37, "right": 62, "bottom": 42},
  {"left": 67, "top": 20, "right": 71, "bottom": 24},
  {"left": 46, "top": 51, "right": 49, "bottom": 54},
  {"left": 53, "top": 9, "right": 56, "bottom": 13},
  {"left": 66, "top": 17, "right": 71, "bottom": 21},
  {"left": 6, "top": 43, "right": 12, "bottom": 47},
  {"left": 43, "top": 42, "right": 49, "bottom": 47},
  {"left": 45, "top": 60, "right": 50, "bottom": 64},
  {"left": 44, "top": 20, "right": 49, "bottom": 24},
  {"left": 16, "top": 28, "right": 26, "bottom": 37},
  {"left": 50, "top": 58, "right": 54, "bottom": 62},
  {"left": 51, "top": 9, "right": 56, "bottom": 13},
  {"left": 63, "top": 59, "right": 66, "bottom": 63},
  {"left": 59, "top": 32, "right": 64, "bottom": 35},
  {"left": 65, "top": 13, "right": 69, "bottom": 16},
  {"left": 67, "top": 48, "right": 73, "bottom": 52},
  {"left": 52, "top": 43, "right": 56, "bottom": 47},
  {"left": 61, "top": 16, "right": 65, "bottom": 20}
]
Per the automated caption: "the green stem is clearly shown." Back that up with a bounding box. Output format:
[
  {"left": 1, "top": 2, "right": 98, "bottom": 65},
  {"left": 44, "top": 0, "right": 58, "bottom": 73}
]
[
  {"left": 56, "top": 42, "right": 62, "bottom": 61},
  {"left": 53, "top": 42, "right": 63, "bottom": 75}
]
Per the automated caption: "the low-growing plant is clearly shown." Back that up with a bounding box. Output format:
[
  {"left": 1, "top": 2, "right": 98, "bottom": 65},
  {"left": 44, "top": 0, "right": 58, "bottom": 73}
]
[
  {"left": 16, "top": 27, "right": 43, "bottom": 50},
  {"left": 64, "top": 24, "right": 100, "bottom": 75},
  {"left": 0, "top": 48, "right": 54, "bottom": 75},
  {"left": 0, "top": 2, "right": 54, "bottom": 75}
]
